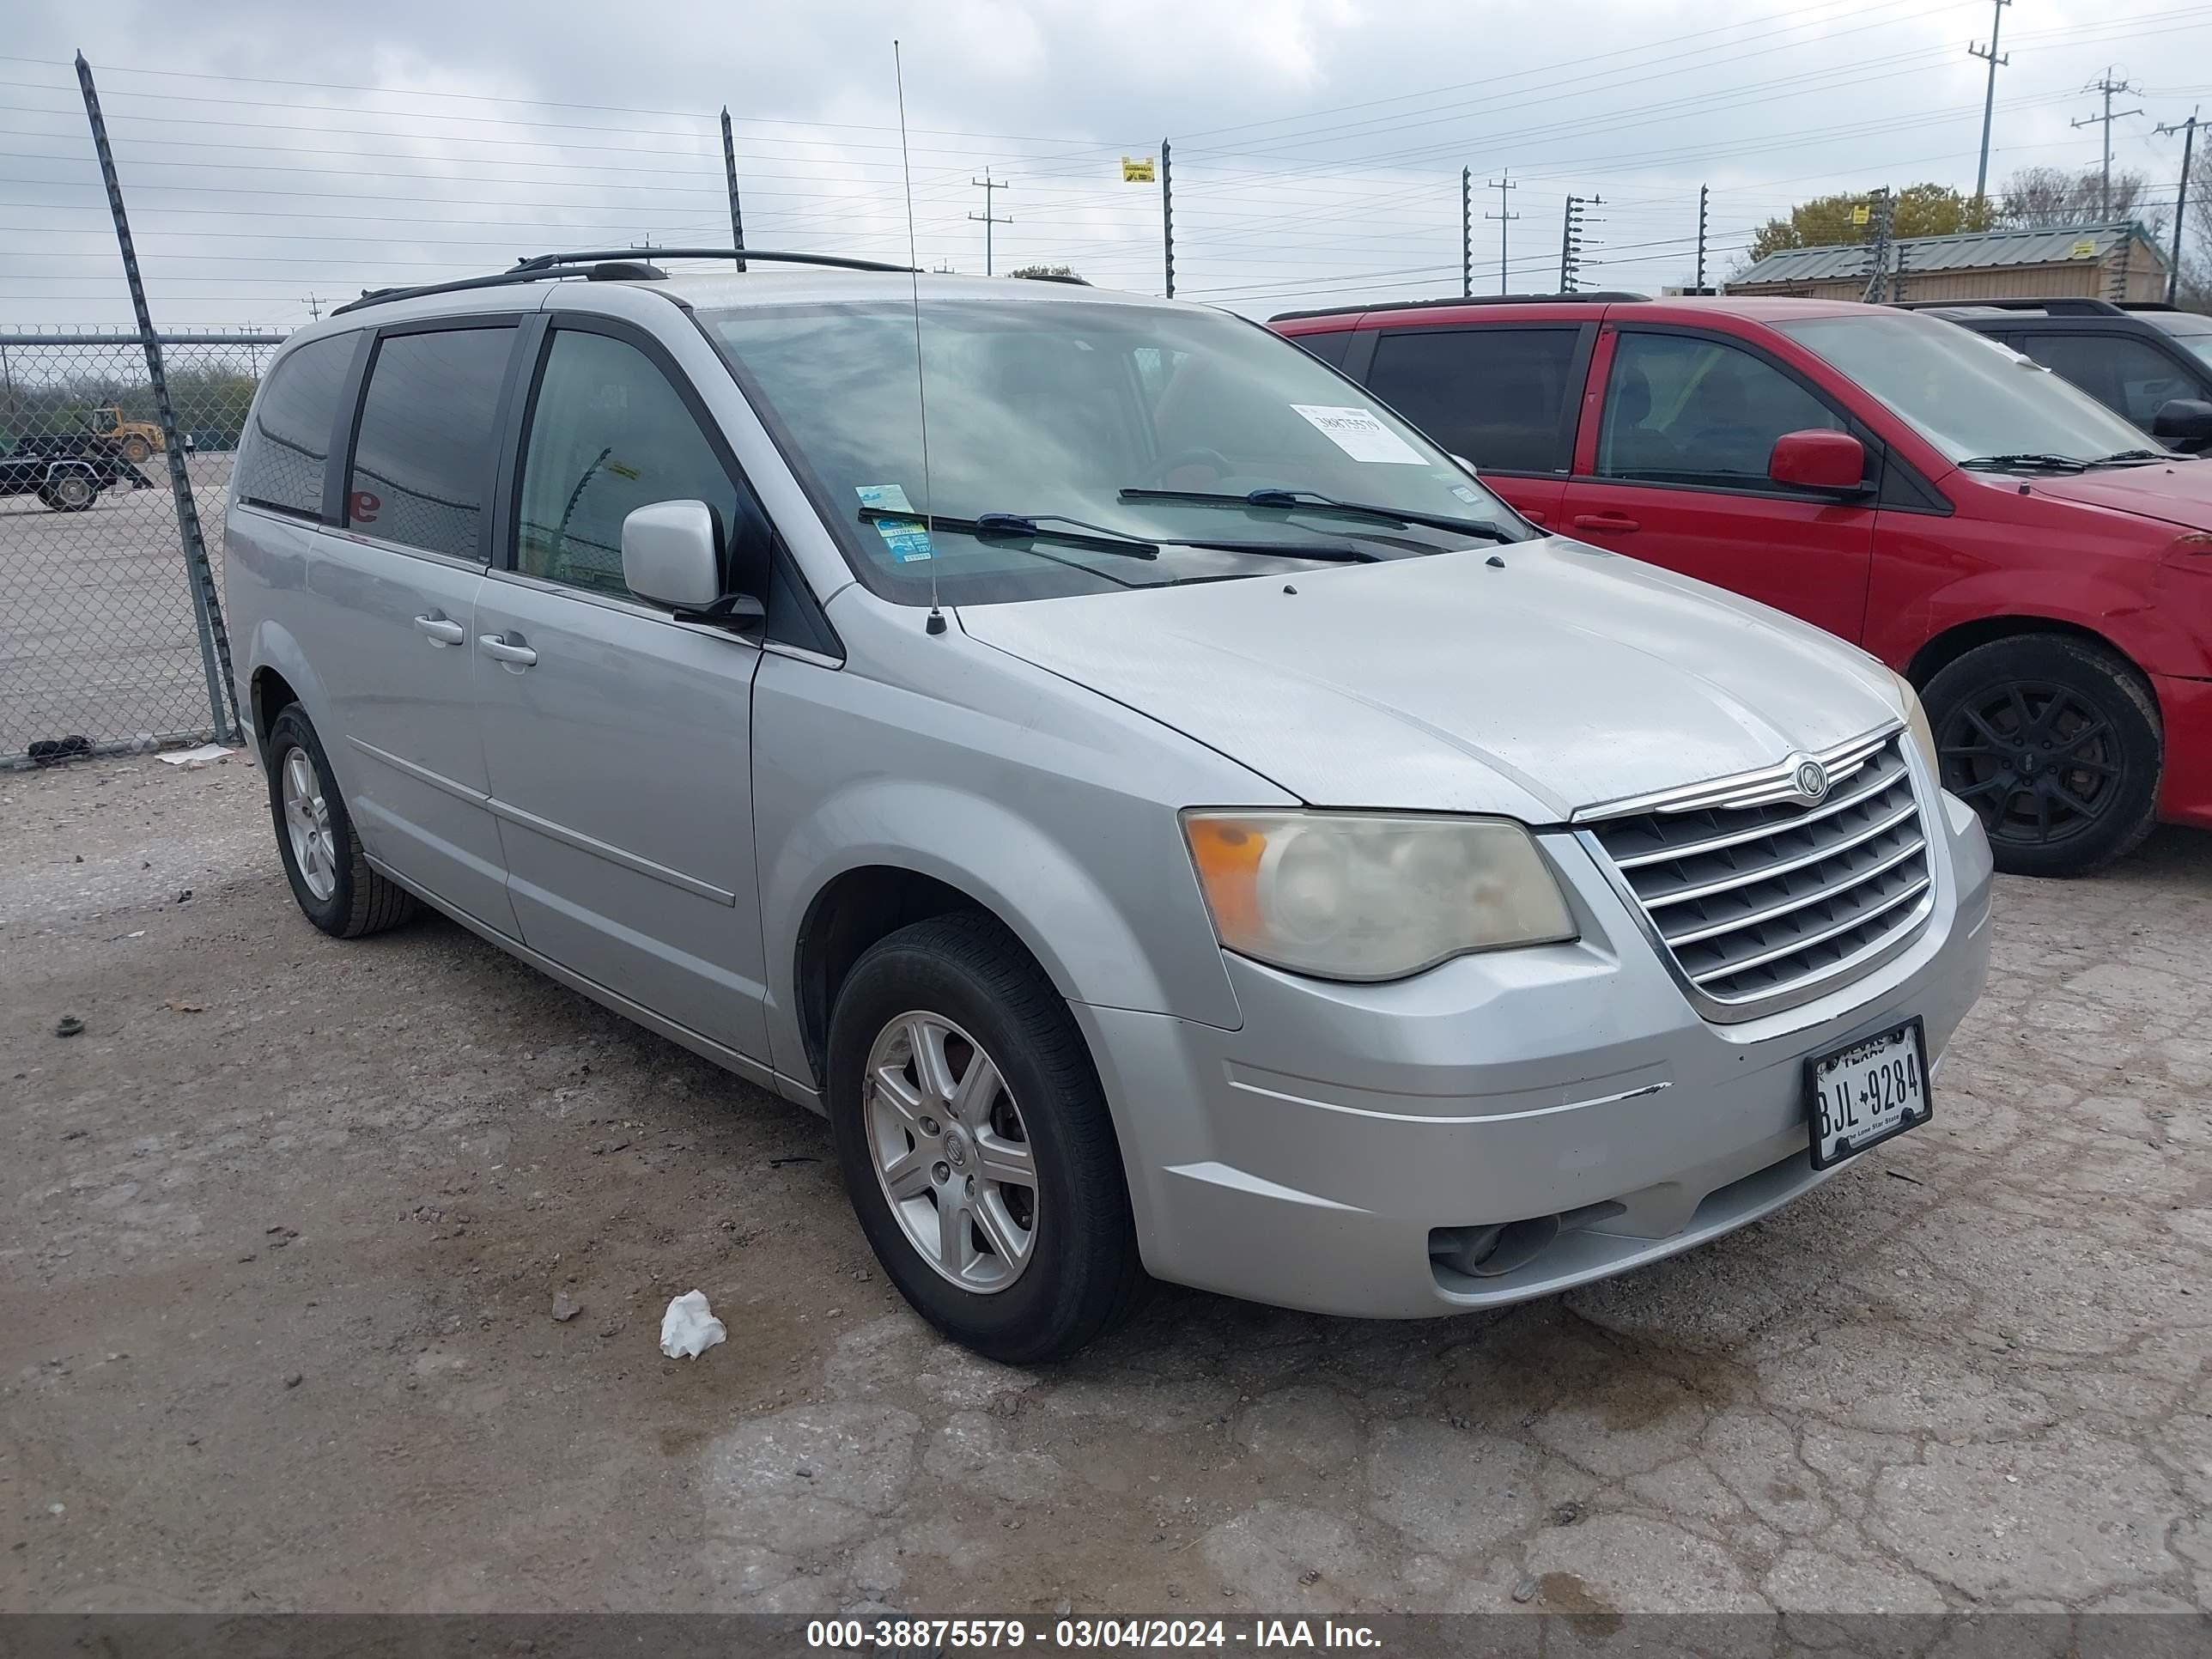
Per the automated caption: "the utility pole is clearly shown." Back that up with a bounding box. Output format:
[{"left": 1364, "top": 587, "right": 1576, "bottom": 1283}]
[
  {"left": 2157, "top": 108, "right": 2201, "bottom": 302},
  {"left": 1461, "top": 167, "right": 1473, "bottom": 299},
  {"left": 2073, "top": 69, "right": 2145, "bottom": 218},
  {"left": 1862, "top": 187, "right": 1896, "bottom": 304},
  {"left": 1485, "top": 172, "right": 1519, "bottom": 295},
  {"left": 1161, "top": 140, "right": 1175, "bottom": 298},
  {"left": 1559, "top": 194, "right": 1601, "bottom": 293},
  {"left": 299, "top": 293, "right": 323, "bottom": 322},
  {"left": 1694, "top": 185, "right": 1710, "bottom": 292},
  {"left": 720, "top": 107, "right": 747, "bottom": 272},
  {"left": 969, "top": 168, "right": 1011, "bottom": 276},
  {"left": 1968, "top": 0, "right": 2011, "bottom": 205}
]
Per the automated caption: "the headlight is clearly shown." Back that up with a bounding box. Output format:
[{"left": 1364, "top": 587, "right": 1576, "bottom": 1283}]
[
  {"left": 1182, "top": 811, "right": 1577, "bottom": 981},
  {"left": 1888, "top": 668, "right": 1938, "bottom": 779}
]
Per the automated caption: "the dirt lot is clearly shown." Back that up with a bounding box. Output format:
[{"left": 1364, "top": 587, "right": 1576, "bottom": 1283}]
[{"left": 2, "top": 754, "right": 2208, "bottom": 1618}]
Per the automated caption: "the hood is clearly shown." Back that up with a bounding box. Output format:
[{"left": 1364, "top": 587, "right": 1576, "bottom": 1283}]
[
  {"left": 2009, "top": 455, "right": 2212, "bottom": 531},
  {"left": 958, "top": 539, "right": 1902, "bottom": 822}
]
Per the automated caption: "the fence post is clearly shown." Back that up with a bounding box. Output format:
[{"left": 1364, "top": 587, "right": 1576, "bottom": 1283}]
[{"left": 76, "top": 52, "right": 239, "bottom": 744}]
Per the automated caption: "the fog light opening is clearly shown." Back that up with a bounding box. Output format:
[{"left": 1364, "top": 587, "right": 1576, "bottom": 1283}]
[{"left": 1430, "top": 1213, "right": 1560, "bottom": 1279}]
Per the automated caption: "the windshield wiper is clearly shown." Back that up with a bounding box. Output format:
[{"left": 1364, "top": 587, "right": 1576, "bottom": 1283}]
[
  {"left": 2087, "top": 449, "right": 2168, "bottom": 465},
  {"left": 1956, "top": 453, "right": 2089, "bottom": 474},
  {"left": 1118, "top": 486, "right": 1516, "bottom": 544},
  {"left": 861, "top": 506, "right": 1158, "bottom": 560}
]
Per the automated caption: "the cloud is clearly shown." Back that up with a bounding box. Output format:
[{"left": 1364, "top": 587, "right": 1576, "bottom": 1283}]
[{"left": 3, "top": 0, "right": 2201, "bottom": 327}]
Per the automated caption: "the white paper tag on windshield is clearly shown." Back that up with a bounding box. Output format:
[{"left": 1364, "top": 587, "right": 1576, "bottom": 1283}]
[{"left": 1291, "top": 404, "right": 1426, "bottom": 465}]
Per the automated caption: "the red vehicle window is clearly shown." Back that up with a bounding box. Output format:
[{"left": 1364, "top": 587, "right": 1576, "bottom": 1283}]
[{"left": 1366, "top": 326, "right": 1582, "bottom": 475}]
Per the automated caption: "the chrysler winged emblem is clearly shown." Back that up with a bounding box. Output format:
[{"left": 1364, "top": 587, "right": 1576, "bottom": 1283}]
[{"left": 1790, "top": 756, "right": 1830, "bottom": 804}]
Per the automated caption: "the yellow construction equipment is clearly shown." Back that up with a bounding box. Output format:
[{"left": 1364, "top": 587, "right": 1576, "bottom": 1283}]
[{"left": 89, "top": 405, "right": 164, "bottom": 464}]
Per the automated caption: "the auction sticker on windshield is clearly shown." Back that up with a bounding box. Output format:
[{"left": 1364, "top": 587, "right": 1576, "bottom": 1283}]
[
  {"left": 1804, "top": 1017, "right": 1929, "bottom": 1170},
  {"left": 1291, "top": 404, "right": 1426, "bottom": 464}
]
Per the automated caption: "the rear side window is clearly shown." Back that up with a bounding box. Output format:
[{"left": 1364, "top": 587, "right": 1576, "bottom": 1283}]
[
  {"left": 346, "top": 326, "right": 514, "bottom": 560},
  {"left": 1365, "top": 327, "right": 1581, "bottom": 473},
  {"left": 234, "top": 334, "right": 355, "bottom": 517}
]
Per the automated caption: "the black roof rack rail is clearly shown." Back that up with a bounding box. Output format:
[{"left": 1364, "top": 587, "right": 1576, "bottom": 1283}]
[
  {"left": 1271, "top": 290, "right": 1647, "bottom": 323},
  {"left": 1892, "top": 296, "right": 2125, "bottom": 316},
  {"left": 333, "top": 247, "right": 915, "bottom": 317},
  {"left": 508, "top": 248, "right": 914, "bottom": 274}
]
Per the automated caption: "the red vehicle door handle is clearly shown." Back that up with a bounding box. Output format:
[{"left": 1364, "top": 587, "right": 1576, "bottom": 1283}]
[
  {"left": 1572, "top": 512, "right": 1641, "bottom": 532},
  {"left": 1519, "top": 509, "right": 1547, "bottom": 526}
]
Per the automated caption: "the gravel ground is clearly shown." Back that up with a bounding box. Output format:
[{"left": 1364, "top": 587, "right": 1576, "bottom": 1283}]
[{"left": 2, "top": 754, "right": 2208, "bottom": 1617}]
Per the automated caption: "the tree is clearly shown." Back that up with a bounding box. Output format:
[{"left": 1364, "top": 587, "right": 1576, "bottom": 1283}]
[
  {"left": 1998, "top": 164, "right": 2160, "bottom": 232},
  {"left": 1007, "top": 264, "right": 1083, "bottom": 283},
  {"left": 1747, "top": 184, "right": 1996, "bottom": 264}
]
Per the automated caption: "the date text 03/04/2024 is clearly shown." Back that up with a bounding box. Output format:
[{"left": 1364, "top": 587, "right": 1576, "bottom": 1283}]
[{"left": 805, "top": 1619, "right": 1386, "bottom": 1650}]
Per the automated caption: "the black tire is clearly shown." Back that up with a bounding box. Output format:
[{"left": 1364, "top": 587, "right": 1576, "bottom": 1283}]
[
  {"left": 119, "top": 435, "right": 153, "bottom": 464},
  {"left": 41, "top": 471, "right": 96, "bottom": 512},
  {"left": 263, "top": 703, "right": 418, "bottom": 938},
  {"left": 826, "top": 914, "right": 1148, "bottom": 1364},
  {"left": 1922, "top": 634, "right": 2162, "bottom": 878}
]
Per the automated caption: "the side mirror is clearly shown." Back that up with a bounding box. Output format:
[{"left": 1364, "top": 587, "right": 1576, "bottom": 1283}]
[
  {"left": 622, "top": 500, "right": 725, "bottom": 611},
  {"left": 1768, "top": 428, "right": 1866, "bottom": 493},
  {"left": 1452, "top": 453, "right": 1479, "bottom": 473},
  {"left": 2152, "top": 398, "right": 2212, "bottom": 447}
]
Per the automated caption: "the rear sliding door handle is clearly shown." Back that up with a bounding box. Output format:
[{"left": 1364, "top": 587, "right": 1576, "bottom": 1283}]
[
  {"left": 1571, "top": 513, "right": 1641, "bottom": 533},
  {"left": 413, "top": 614, "right": 465, "bottom": 646},
  {"left": 478, "top": 634, "right": 538, "bottom": 669}
]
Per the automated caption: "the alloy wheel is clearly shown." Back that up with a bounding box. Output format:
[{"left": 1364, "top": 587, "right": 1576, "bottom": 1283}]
[
  {"left": 1937, "top": 680, "right": 2120, "bottom": 848},
  {"left": 863, "top": 1011, "right": 1039, "bottom": 1293},
  {"left": 280, "top": 745, "right": 338, "bottom": 902}
]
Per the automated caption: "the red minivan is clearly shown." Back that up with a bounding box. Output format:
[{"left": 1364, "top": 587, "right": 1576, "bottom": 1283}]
[{"left": 1273, "top": 295, "right": 2212, "bottom": 875}]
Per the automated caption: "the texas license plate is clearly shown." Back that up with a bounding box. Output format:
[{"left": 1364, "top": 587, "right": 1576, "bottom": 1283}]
[{"left": 1804, "top": 1018, "right": 1929, "bottom": 1170}]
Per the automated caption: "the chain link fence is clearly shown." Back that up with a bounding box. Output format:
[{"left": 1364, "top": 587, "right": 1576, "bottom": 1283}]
[{"left": 1, "top": 328, "right": 286, "bottom": 765}]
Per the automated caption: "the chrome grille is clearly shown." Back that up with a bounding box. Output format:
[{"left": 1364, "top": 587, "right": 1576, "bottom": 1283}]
[{"left": 1583, "top": 732, "right": 1932, "bottom": 1014}]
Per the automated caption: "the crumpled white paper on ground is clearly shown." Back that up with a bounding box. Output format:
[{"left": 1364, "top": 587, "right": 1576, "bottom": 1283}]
[
  {"left": 659, "top": 1289, "right": 726, "bottom": 1359},
  {"left": 158, "top": 743, "right": 236, "bottom": 766}
]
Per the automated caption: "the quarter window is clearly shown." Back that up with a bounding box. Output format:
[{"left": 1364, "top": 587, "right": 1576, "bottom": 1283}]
[
  {"left": 1598, "top": 332, "right": 1844, "bottom": 489},
  {"left": 1365, "top": 327, "right": 1582, "bottom": 473},
  {"left": 346, "top": 326, "right": 513, "bottom": 560},
  {"left": 235, "top": 334, "right": 355, "bottom": 517},
  {"left": 514, "top": 330, "right": 759, "bottom": 603}
]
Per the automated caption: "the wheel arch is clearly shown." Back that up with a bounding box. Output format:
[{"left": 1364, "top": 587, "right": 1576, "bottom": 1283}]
[
  {"left": 765, "top": 780, "right": 1241, "bottom": 1093},
  {"left": 242, "top": 623, "right": 339, "bottom": 760},
  {"left": 794, "top": 865, "right": 1004, "bottom": 1084},
  {"left": 1905, "top": 615, "right": 2151, "bottom": 696}
]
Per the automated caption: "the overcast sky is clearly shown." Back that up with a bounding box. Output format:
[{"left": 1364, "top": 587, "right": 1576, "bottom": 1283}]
[{"left": 4, "top": 0, "right": 2209, "bottom": 330}]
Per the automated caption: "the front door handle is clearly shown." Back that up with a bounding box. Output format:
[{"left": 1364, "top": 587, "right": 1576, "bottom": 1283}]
[
  {"left": 413, "top": 613, "right": 465, "bottom": 647},
  {"left": 1572, "top": 512, "right": 1641, "bottom": 533},
  {"left": 478, "top": 633, "right": 538, "bottom": 669}
]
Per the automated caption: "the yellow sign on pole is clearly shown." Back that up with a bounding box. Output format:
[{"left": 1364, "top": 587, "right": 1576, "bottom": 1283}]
[
  {"left": 2069, "top": 238, "right": 2097, "bottom": 258},
  {"left": 1121, "top": 156, "right": 1156, "bottom": 184},
  {"left": 1850, "top": 204, "right": 1871, "bottom": 227}
]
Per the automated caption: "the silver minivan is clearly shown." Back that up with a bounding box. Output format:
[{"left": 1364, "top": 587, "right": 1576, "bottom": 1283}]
[{"left": 223, "top": 252, "right": 1994, "bottom": 1361}]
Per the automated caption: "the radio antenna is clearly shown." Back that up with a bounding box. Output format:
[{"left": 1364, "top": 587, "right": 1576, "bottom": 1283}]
[{"left": 893, "top": 40, "right": 945, "bottom": 636}]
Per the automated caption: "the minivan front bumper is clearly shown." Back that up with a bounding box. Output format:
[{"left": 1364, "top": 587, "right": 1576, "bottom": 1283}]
[{"left": 1073, "top": 791, "right": 1994, "bottom": 1319}]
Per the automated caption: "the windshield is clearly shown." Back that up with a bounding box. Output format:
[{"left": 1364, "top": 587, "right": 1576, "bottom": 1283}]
[
  {"left": 706, "top": 298, "right": 1521, "bottom": 605},
  {"left": 2142, "top": 312, "right": 2212, "bottom": 373},
  {"left": 1773, "top": 311, "right": 2167, "bottom": 465}
]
